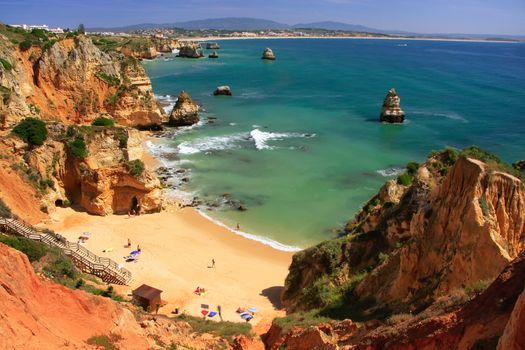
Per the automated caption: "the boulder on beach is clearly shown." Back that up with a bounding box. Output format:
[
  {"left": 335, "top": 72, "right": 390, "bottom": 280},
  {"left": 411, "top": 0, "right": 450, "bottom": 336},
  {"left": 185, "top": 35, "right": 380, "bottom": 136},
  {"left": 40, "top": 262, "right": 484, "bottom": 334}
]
[
  {"left": 177, "top": 42, "right": 204, "bottom": 58},
  {"left": 380, "top": 88, "right": 405, "bottom": 123},
  {"left": 262, "top": 48, "right": 276, "bottom": 60},
  {"left": 206, "top": 42, "right": 220, "bottom": 50},
  {"left": 169, "top": 91, "right": 199, "bottom": 126},
  {"left": 213, "top": 86, "right": 232, "bottom": 96},
  {"left": 209, "top": 51, "right": 219, "bottom": 59}
]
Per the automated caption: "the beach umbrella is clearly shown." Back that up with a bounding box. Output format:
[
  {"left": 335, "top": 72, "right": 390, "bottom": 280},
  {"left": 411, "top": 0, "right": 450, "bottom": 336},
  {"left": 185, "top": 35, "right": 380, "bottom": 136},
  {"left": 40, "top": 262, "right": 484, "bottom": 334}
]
[
  {"left": 201, "top": 310, "right": 209, "bottom": 316},
  {"left": 208, "top": 311, "right": 217, "bottom": 317},
  {"left": 248, "top": 307, "right": 257, "bottom": 313}
]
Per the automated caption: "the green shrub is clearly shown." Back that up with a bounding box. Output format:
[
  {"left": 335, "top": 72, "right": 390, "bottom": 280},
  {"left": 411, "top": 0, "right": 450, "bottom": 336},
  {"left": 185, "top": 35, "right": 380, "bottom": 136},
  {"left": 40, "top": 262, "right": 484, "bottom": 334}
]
[
  {"left": 126, "top": 159, "right": 145, "bottom": 177},
  {"left": 0, "top": 85, "right": 11, "bottom": 104},
  {"left": 86, "top": 335, "right": 118, "bottom": 350},
  {"left": 41, "top": 39, "right": 57, "bottom": 51},
  {"left": 67, "top": 136, "right": 87, "bottom": 158},
  {"left": 479, "top": 195, "right": 490, "bottom": 216},
  {"left": 12, "top": 117, "right": 48, "bottom": 146},
  {"left": 378, "top": 252, "right": 389, "bottom": 263},
  {"left": 45, "top": 256, "right": 77, "bottom": 279},
  {"left": 0, "top": 235, "right": 47, "bottom": 262},
  {"left": 92, "top": 116, "right": 115, "bottom": 127},
  {"left": 96, "top": 72, "right": 120, "bottom": 87},
  {"left": 397, "top": 172, "right": 412, "bottom": 186},
  {"left": 0, "top": 198, "right": 12, "bottom": 218},
  {"left": 19, "top": 39, "right": 32, "bottom": 50},
  {"left": 177, "top": 315, "right": 253, "bottom": 341},
  {"left": 406, "top": 162, "right": 419, "bottom": 176},
  {"left": 0, "top": 57, "right": 12, "bottom": 71}
]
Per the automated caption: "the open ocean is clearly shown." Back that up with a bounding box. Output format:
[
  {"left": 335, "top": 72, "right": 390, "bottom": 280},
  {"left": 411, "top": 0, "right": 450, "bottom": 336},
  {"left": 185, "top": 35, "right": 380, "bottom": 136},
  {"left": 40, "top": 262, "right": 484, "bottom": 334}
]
[{"left": 143, "top": 38, "right": 525, "bottom": 250}]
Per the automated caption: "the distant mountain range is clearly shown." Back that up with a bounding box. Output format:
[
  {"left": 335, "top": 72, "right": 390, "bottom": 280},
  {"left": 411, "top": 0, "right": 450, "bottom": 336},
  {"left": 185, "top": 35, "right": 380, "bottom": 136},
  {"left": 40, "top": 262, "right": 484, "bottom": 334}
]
[{"left": 88, "top": 17, "right": 525, "bottom": 41}]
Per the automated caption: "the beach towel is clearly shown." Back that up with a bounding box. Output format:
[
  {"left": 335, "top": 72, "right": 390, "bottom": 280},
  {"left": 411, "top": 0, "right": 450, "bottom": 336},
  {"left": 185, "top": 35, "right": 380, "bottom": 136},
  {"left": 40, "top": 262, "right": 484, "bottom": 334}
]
[
  {"left": 248, "top": 307, "right": 257, "bottom": 313},
  {"left": 240, "top": 312, "right": 250, "bottom": 318},
  {"left": 208, "top": 311, "right": 217, "bottom": 317},
  {"left": 130, "top": 250, "right": 140, "bottom": 255}
]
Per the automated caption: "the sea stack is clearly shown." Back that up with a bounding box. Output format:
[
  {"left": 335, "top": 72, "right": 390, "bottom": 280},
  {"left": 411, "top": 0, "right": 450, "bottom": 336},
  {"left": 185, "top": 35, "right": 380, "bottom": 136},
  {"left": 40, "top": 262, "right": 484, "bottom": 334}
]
[
  {"left": 380, "top": 88, "right": 405, "bottom": 123},
  {"left": 206, "top": 42, "right": 220, "bottom": 50},
  {"left": 177, "top": 42, "right": 204, "bottom": 58},
  {"left": 169, "top": 91, "right": 199, "bottom": 126},
  {"left": 213, "top": 86, "right": 232, "bottom": 96},
  {"left": 209, "top": 51, "right": 219, "bottom": 59},
  {"left": 262, "top": 48, "right": 276, "bottom": 60}
]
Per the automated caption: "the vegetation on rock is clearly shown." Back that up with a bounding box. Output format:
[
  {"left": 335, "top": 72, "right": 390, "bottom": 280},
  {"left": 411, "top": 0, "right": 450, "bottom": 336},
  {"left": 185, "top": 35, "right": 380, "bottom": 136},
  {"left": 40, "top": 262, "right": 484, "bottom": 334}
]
[
  {"left": 0, "top": 198, "right": 13, "bottom": 218},
  {"left": 12, "top": 117, "right": 48, "bottom": 147},
  {"left": 92, "top": 116, "right": 115, "bottom": 127},
  {"left": 67, "top": 136, "right": 88, "bottom": 158},
  {"left": 126, "top": 159, "right": 145, "bottom": 177}
]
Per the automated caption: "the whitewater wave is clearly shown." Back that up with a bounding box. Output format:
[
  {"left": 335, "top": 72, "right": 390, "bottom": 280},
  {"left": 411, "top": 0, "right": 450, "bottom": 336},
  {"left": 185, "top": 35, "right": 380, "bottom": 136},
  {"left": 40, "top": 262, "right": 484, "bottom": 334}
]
[
  {"left": 376, "top": 167, "right": 405, "bottom": 177},
  {"left": 411, "top": 109, "right": 469, "bottom": 123},
  {"left": 249, "top": 129, "right": 316, "bottom": 150},
  {"left": 177, "top": 133, "right": 248, "bottom": 154}
]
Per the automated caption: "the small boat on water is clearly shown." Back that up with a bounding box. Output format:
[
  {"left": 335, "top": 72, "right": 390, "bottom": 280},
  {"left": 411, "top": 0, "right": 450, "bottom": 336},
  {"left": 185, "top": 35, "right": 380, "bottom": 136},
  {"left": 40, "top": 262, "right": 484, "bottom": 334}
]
[{"left": 172, "top": 48, "right": 180, "bottom": 55}]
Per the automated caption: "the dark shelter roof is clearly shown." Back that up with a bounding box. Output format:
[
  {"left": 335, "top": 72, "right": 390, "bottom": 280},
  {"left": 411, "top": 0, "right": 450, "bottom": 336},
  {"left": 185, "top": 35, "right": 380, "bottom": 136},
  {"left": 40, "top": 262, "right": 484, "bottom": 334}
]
[{"left": 132, "top": 284, "right": 163, "bottom": 300}]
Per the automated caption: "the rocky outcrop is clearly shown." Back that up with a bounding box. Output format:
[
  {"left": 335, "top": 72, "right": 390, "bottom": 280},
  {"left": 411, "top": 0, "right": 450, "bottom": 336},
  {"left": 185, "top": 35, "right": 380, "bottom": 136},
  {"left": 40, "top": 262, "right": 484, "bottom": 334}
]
[
  {"left": 513, "top": 160, "right": 525, "bottom": 172},
  {"left": 282, "top": 148, "right": 525, "bottom": 315},
  {"left": 0, "top": 34, "right": 164, "bottom": 129},
  {"left": 262, "top": 48, "right": 276, "bottom": 60},
  {"left": 206, "top": 42, "right": 220, "bottom": 50},
  {"left": 178, "top": 42, "right": 204, "bottom": 58},
  {"left": 214, "top": 86, "right": 233, "bottom": 96},
  {"left": 169, "top": 91, "right": 199, "bottom": 126},
  {"left": 498, "top": 280, "right": 525, "bottom": 349},
  {"left": 209, "top": 51, "right": 219, "bottom": 58},
  {"left": 0, "top": 243, "right": 150, "bottom": 349},
  {"left": 153, "top": 38, "right": 178, "bottom": 53},
  {"left": 380, "top": 88, "right": 405, "bottom": 123},
  {"left": 267, "top": 251, "right": 525, "bottom": 350}
]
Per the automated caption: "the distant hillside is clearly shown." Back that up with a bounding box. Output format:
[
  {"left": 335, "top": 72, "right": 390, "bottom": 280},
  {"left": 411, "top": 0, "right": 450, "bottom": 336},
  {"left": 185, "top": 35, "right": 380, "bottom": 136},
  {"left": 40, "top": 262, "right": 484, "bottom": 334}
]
[{"left": 292, "top": 21, "right": 381, "bottom": 33}]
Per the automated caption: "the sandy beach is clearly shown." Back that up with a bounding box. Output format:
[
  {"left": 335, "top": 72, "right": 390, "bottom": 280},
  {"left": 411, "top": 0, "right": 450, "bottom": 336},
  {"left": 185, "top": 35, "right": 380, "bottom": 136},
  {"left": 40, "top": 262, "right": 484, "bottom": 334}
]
[{"left": 36, "top": 135, "right": 293, "bottom": 331}]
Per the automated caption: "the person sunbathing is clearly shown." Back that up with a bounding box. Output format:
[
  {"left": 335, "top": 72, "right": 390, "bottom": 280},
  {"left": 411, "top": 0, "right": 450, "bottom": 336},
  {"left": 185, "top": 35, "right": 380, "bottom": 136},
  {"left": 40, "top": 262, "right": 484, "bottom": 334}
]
[{"left": 236, "top": 307, "right": 245, "bottom": 313}]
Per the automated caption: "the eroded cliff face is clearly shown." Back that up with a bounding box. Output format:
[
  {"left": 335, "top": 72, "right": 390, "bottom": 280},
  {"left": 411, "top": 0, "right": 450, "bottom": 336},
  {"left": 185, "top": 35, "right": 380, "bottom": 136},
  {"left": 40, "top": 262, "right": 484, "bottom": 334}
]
[
  {"left": 0, "top": 243, "right": 252, "bottom": 350},
  {"left": 0, "top": 34, "right": 164, "bottom": 129},
  {"left": 282, "top": 150, "right": 525, "bottom": 314},
  {"left": 267, "top": 251, "right": 525, "bottom": 350}
]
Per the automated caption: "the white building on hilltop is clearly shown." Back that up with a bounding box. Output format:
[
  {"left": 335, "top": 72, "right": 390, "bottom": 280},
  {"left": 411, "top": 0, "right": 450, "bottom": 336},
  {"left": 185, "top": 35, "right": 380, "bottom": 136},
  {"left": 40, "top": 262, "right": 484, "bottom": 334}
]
[{"left": 10, "top": 24, "right": 64, "bottom": 34}]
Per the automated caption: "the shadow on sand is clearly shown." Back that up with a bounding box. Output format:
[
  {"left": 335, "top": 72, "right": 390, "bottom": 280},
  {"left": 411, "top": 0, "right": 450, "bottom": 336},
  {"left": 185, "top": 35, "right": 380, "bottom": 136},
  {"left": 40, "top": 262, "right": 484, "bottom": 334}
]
[{"left": 260, "top": 286, "right": 284, "bottom": 310}]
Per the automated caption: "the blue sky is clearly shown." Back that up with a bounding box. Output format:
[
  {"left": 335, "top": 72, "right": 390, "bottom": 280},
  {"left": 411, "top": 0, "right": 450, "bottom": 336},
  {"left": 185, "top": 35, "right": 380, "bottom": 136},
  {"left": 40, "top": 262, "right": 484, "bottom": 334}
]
[{"left": 1, "top": 0, "right": 524, "bottom": 35}]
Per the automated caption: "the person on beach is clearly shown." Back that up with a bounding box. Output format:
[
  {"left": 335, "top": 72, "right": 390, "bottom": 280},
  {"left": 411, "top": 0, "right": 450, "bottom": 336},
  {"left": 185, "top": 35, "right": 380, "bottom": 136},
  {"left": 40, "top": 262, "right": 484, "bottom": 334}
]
[
  {"left": 211, "top": 258, "right": 215, "bottom": 268},
  {"left": 217, "top": 305, "right": 222, "bottom": 321},
  {"left": 127, "top": 238, "right": 131, "bottom": 248},
  {"left": 137, "top": 244, "right": 141, "bottom": 253},
  {"left": 236, "top": 223, "right": 240, "bottom": 230}
]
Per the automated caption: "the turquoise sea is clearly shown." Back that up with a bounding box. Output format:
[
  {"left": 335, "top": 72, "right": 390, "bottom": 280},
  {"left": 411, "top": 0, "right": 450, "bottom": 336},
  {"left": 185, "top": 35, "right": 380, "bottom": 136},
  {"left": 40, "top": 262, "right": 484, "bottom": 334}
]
[{"left": 143, "top": 39, "right": 525, "bottom": 250}]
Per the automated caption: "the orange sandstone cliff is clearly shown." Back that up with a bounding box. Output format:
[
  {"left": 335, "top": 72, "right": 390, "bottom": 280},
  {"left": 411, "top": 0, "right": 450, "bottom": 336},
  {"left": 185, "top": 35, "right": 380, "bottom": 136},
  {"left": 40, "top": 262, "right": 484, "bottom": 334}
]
[{"left": 0, "top": 34, "right": 164, "bottom": 129}]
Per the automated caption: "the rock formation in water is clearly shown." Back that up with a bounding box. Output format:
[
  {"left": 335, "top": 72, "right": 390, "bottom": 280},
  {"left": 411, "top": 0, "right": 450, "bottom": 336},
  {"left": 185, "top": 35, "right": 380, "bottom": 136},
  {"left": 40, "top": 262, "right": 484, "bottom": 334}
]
[
  {"left": 177, "top": 42, "right": 204, "bottom": 58},
  {"left": 0, "top": 34, "right": 164, "bottom": 129},
  {"left": 209, "top": 51, "right": 219, "bottom": 59},
  {"left": 206, "top": 42, "right": 220, "bottom": 50},
  {"left": 169, "top": 91, "right": 200, "bottom": 127},
  {"left": 380, "top": 88, "right": 405, "bottom": 123},
  {"left": 262, "top": 47, "right": 276, "bottom": 60},
  {"left": 214, "top": 86, "right": 233, "bottom": 96}
]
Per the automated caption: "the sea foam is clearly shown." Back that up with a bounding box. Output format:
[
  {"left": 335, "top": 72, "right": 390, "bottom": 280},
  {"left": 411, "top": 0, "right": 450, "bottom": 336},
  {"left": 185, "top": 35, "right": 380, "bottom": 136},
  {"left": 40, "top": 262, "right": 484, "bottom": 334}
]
[{"left": 376, "top": 167, "right": 405, "bottom": 177}]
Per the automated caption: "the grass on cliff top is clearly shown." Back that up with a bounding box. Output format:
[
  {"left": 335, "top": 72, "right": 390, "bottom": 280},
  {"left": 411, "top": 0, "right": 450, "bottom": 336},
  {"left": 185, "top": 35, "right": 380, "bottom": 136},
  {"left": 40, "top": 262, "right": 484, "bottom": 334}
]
[
  {"left": 175, "top": 314, "right": 253, "bottom": 342},
  {"left": 0, "top": 234, "right": 124, "bottom": 301},
  {"left": 86, "top": 334, "right": 122, "bottom": 350},
  {"left": 0, "top": 198, "right": 13, "bottom": 218}
]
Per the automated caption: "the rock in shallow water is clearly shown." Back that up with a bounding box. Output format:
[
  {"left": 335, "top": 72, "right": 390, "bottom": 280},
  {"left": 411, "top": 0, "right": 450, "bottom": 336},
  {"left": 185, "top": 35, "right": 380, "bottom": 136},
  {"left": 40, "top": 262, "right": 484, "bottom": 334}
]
[
  {"left": 213, "top": 86, "right": 232, "bottom": 96},
  {"left": 262, "top": 47, "right": 276, "bottom": 60},
  {"left": 380, "top": 88, "right": 405, "bottom": 123},
  {"left": 169, "top": 91, "right": 199, "bottom": 126}
]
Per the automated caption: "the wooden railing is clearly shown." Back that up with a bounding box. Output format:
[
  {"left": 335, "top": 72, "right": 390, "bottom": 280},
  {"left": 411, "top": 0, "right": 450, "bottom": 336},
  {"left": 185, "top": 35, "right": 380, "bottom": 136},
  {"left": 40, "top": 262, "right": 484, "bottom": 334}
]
[{"left": 0, "top": 217, "right": 132, "bottom": 285}]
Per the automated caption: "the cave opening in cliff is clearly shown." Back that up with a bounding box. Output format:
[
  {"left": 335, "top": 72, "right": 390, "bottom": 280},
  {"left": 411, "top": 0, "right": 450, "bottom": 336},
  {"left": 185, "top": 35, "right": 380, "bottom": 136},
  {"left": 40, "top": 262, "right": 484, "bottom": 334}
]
[
  {"left": 131, "top": 196, "right": 140, "bottom": 213},
  {"left": 55, "top": 199, "right": 64, "bottom": 208}
]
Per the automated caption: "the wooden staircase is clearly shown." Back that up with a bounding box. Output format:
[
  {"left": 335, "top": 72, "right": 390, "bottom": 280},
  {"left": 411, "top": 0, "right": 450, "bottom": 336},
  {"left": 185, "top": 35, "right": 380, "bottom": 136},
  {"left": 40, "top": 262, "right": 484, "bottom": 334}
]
[{"left": 0, "top": 217, "right": 132, "bottom": 285}]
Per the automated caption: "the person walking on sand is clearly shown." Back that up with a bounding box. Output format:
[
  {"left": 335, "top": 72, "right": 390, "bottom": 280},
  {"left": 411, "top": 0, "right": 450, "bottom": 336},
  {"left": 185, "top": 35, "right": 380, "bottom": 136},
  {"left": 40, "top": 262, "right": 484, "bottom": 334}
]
[
  {"left": 211, "top": 258, "right": 215, "bottom": 268},
  {"left": 137, "top": 244, "right": 141, "bottom": 253},
  {"left": 217, "top": 305, "right": 222, "bottom": 321},
  {"left": 127, "top": 238, "right": 131, "bottom": 248},
  {"left": 236, "top": 223, "right": 240, "bottom": 230}
]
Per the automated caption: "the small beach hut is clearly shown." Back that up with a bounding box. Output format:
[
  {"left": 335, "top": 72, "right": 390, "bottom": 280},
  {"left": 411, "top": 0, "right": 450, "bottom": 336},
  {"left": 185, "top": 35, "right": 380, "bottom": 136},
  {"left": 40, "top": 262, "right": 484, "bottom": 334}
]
[{"left": 132, "top": 284, "right": 163, "bottom": 311}]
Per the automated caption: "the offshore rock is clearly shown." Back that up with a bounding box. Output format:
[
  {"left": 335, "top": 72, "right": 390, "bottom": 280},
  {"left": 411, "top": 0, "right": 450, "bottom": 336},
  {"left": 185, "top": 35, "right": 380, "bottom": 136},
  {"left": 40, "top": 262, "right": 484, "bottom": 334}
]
[
  {"left": 178, "top": 42, "right": 204, "bottom": 58},
  {"left": 209, "top": 51, "right": 219, "bottom": 59},
  {"left": 262, "top": 47, "right": 276, "bottom": 60},
  {"left": 206, "top": 42, "right": 220, "bottom": 50},
  {"left": 169, "top": 91, "right": 199, "bottom": 126},
  {"left": 214, "top": 86, "right": 232, "bottom": 96},
  {"left": 380, "top": 88, "right": 405, "bottom": 123}
]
